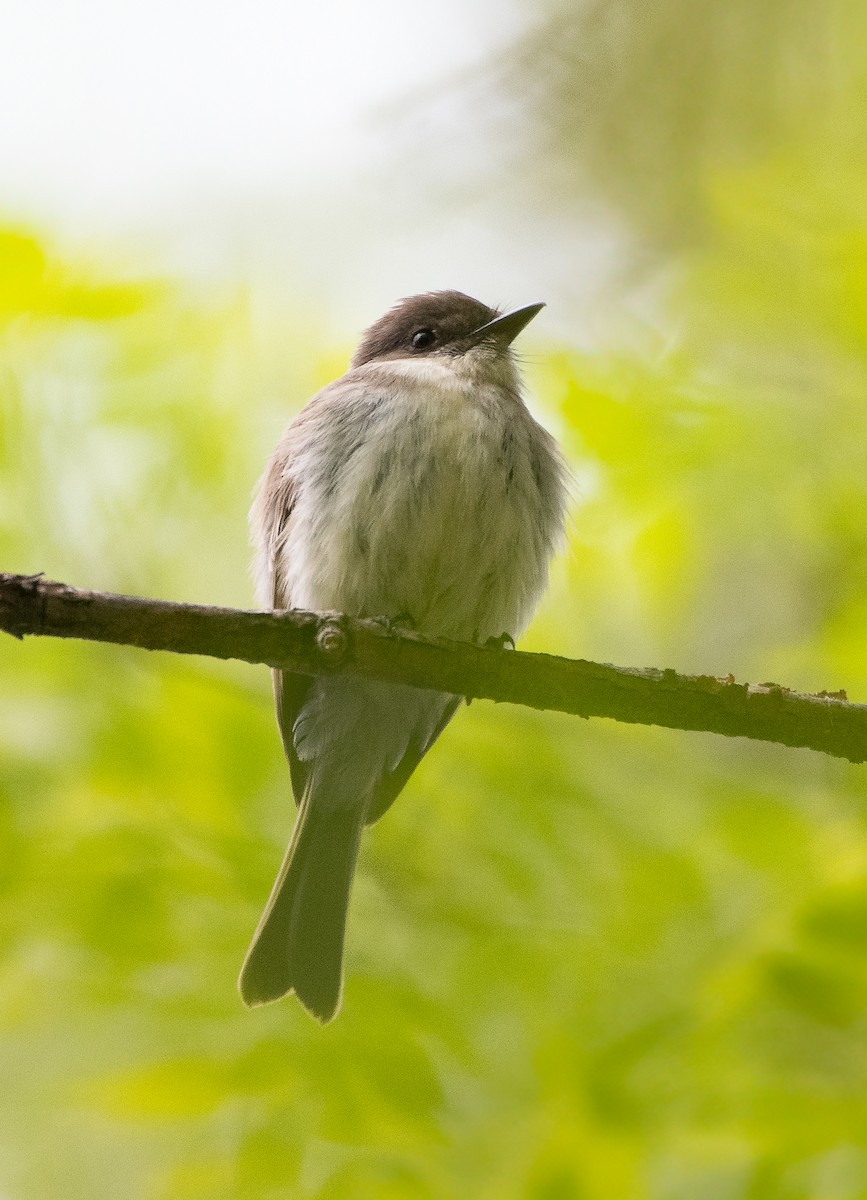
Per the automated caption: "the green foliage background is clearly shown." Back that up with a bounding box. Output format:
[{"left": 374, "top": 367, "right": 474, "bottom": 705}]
[{"left": 2, "top": 5, "right": 867, "bottom": 1197}]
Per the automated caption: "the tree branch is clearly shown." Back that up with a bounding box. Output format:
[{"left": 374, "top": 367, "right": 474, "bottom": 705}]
[{"left": 1, "top": 572, "right": 865, "bottom": 764}]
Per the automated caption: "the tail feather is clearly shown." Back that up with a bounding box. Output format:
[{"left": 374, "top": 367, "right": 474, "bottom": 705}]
[{"left": 239, "top": 796, "right": 365, "bottom": 1021}]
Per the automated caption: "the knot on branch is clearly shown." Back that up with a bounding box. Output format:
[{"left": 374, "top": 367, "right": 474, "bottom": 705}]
[{"left": 316, "top": 619, "right": 348, "bottom": 663}]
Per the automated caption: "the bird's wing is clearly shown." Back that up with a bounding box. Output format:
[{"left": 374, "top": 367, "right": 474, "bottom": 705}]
[
  {"left": 273, "top": 663, "right": 314, "bottom": 805},
  {"left": 279, "top": 650, "right": 461, "bottom": 821},
  {"left": 255, "top": 454, "right": 315, "bottom": 807},
  {"left": 364, "top": 694, "right": 463, "bottom": 825}
]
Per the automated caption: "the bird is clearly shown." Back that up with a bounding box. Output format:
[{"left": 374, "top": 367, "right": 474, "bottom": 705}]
[{"left": 239, "top": 290, "right": 568, "bottom": 1021}]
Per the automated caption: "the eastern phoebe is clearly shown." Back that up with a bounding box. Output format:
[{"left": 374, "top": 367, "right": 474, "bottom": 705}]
[{"left": 240, "top": 290, "right": 568, "bottom": 1021}]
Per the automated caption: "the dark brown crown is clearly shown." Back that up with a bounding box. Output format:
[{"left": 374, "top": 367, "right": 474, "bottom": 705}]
[{"left": 351, "top": 291, "right": 499, "bottom": 367}]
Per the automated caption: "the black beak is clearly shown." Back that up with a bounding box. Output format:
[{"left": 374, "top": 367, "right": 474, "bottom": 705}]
[{"left": 467, "top": 302, "right": 545, "bottom": 346}]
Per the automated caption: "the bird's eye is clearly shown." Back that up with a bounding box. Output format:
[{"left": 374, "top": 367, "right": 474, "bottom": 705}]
[{"left": 411, "top": 328, "right": 436, "bottom": 350}]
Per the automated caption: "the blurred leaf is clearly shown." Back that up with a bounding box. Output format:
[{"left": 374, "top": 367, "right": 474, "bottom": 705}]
[{"left": 82, "top": 1058, "right": 227, "bottom": 1120}]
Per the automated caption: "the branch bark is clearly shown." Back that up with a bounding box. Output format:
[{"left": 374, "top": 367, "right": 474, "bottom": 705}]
[{"left": 1, "top": 572, "right": 865, "bottom": 764}]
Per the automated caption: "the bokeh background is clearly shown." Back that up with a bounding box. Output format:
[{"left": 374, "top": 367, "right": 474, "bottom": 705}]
[{"left": 2, "top": 2, "right": 867, "bottom": 1197}]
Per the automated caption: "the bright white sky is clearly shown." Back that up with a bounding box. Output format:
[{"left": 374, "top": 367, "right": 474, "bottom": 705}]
[
  {"left": 0, "top": 0, "right": 610, "bottom": 335},
  {"left": 0, "top": 0, "right": 521, "bottom": 220}
]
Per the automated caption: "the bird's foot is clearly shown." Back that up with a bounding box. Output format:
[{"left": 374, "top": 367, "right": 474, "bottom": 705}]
[
  {"left": 482, "top": 631, "right": 516, "bottom": 651},
  {"left": 371, "top": 611, "right": 417, "bottom": 637}
]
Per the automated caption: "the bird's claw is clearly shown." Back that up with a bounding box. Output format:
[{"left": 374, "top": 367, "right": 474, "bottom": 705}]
[{"left": 371, "top": 611, "right": 417, "bottom": 637}]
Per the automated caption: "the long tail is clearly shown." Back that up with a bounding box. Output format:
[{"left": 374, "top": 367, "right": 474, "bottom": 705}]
[{"left": 238, "top": 793, "right": 366, "bottom": 1021}]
